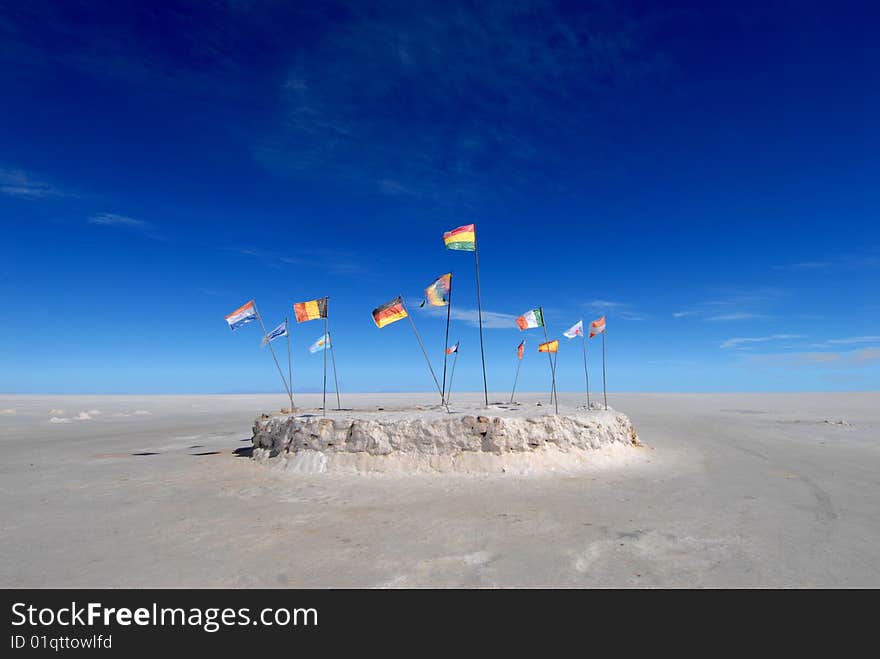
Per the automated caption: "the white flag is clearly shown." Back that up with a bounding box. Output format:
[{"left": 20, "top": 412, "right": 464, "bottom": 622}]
[{"left": 563, "top": 320, "right": 583, "bottom": 339}]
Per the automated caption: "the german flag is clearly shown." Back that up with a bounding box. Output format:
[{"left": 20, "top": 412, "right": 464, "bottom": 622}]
[
  {"left": 538, "top": 339, "right": 559, "bottom": 353},
  {"left": 372, "top": 296, "right": 408, "bottom": 328},
  {"left": 293, "top": 297, "right": 328, "bottom": 323}
]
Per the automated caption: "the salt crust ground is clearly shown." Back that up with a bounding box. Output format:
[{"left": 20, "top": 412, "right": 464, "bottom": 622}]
[{"left": 252, "top": 402, "right": 641, "bottom": 474}]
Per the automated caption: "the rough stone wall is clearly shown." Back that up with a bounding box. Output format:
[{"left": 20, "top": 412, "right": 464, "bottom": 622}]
[{"left": 251, "top": 411, "right": 640, "bottom": 473}]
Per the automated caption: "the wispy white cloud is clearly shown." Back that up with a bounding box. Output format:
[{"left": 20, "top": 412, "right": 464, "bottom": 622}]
[
  {"left": 88, "top": 213, "right": 153, "bottom": 231},
  {"left": 674, "top": 287, "right": 783, "bottom": 322},
  {"left": 584, "top": 299, "right": 645, "bottom": 321},
  {"left": 721, "top": 334, "right": 803, "bottom": 349},
  {"left": 230, "top": 246, "right": 364, "bottom": 275},
  {"left": 706, "top": 312, "right": 769, "bottom": 322},
  {"left": 419, "top": 304, "right": 516, "bottom": 329},
  {"left": 745, "top": 347, "right": 880, "bottom": 368},
  {"left": 254, "top": 2, "right": 672, "bottom": 204},
  {"left": 0, "top": 167, "right": 69, "bottom": 199},
  {"left": 776, "top": 254, "right": 880, "bottom": 272},
  {"left": 826, "top": 336, "right": 880, "bottom": 345}
]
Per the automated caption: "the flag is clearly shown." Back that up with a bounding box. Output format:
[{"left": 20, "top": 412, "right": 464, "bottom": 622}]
[
  {"left": 515, "top": 308, "right": 544, "bottom": 330},
  {"left": 261, "top": 320, "right": 288, "bottom": 346},
  {"left": 446, "top": 341, "right": 459, "bottom": 355},
  {"left": 293, "top": 297, "right": 328, "bottom": 323},
  {"left": 425, "top": 273, "right": 451, "bottom": 306},
  {"left": 589, "top": 316, "right": 606, "bottom": 338},
  {"left": 443, "top": 224, "right": 476, "bottom": 251},
  {"left": 309, "top": 333, "right": 331, "bottom": 354},
  {"left": 538, "top": 339, "right": 559, "bottom": 353},
  {"left": 564, "top": 320, "right": 584, "bottom": 339},
  {"left": 225, "top": 300, "right": 257, "bottom": 331},
  {"left": 372, "top": 296, "right": 408, "bottom": 328},
  {"left": 517, "top": 340, "right": 525, "bottom": 360}
]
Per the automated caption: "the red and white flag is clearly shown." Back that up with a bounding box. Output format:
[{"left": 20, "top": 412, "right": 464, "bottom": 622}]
[
  {"left": 589, "top": 316, "right": 606, "bottom": 338},
  {"left": 516, "top": 340, "right": 525, "bottom": 360}
]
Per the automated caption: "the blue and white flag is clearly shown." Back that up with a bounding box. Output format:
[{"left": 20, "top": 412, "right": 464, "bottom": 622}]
[
  {"left": 261, "top": 320, "right": 288, "bottom": 347},
  {"left": 309, "top": 333, "right": 331, "bottom": 354}
]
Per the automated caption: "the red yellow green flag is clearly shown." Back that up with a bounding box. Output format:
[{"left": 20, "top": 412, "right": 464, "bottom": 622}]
[
  {"left": 443, "top": 224, "right": 476, "bottom": 251},
  {"left": 538, "top": 339, "right": 559, "bottom": 353}
]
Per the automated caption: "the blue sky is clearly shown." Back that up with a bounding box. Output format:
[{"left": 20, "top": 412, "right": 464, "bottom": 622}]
[{"left": 1, "top": 0, "right": 877, "bottom": 394}]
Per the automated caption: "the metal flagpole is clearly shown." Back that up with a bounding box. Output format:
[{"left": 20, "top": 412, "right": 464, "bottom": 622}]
[
  {"left": 404, "top": 298, "right": 443, "bottom": 399},
  {"left": 602, "top": 330, "right": 607, "bottom": 410},
  {"left": 328, "top": 328, "right": 341, "bottom": 410},
  {"left": 473, "top": 238, "right": 488, "bottom": 406},
  {"left": 285, "top": 317, "right": 295, "bottom": 412},
  {"left": 322, "top": 315, "right": 328, "bottom": 417},
  {"left": 509, "top": 355, "right": 522, "bottom": 404},
  {"left": 447, "top": 349, "right": 458, "bottom": 406},
  {"left": 540, "top": 308, "right": 555, "bottom": 406},
  {"left": 550, "top": 346, "right": 558, "bottom": 415},
  {"left": 255, "top": 303, "right": 292, "bottom": 407},
  {"left": 441, "top": 273, "right": 452, "bottom": 405},
  {"left": 581, "top": 323, "right": 591, "bottom": 408}
]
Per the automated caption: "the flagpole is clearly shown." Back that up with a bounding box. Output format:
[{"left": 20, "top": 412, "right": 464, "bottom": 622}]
[
  {"left": 286, "top": 317, "right": 295, "bottom": 412},
  {"left": 255, "top": 303, "right": 292, "bottom": 406},
  {"left": 447, "top": 349, "right": 458, "bottom": 406},
  {"left": 581, "top": 323, "right": 591, "bottom": 408},
  {"left": 404, "top": 298, "right": 443, "bottom": 400},
  {"left": 441, "top": 273, "right": 452, "bottom": 405},
  {"left": 540, "top": 308, "right": 555, "bottom": 406},
  {"left": 474, "top": 238, "right": 488, "bottom": 406},
  {"left": 322, "top": 314, "right": 328, "bottom": 417},
  {"left": 509, "top": 356, "right": 522, "bottom": 404},
  {"left": 328, "top": 328, "right": 341, "bottom": 410},
  {"left": 602, "top": 330, "right": 607, "bottom": 410}
]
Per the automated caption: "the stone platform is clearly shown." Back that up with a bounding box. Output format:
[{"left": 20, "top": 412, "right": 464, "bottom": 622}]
[{"left": 251, "top": 403, "right": 641, "bottom": 474}]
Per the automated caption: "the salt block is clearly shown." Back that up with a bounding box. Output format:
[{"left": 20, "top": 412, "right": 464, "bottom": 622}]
[{"left": 250, "top": 407, "right": 641, "bottom": 474}]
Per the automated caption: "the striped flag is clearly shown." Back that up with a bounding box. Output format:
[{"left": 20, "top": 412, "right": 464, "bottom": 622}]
[
  {"left": 517, "top": 340, "right": 525, "bottom": 360},
  {"left": 293, "top": 297, "right": 328, "bottom": 323},
  {"left": 225, "top": 300, "right": 257, "bottom": 331},
  {"left": 425, "top": 273, "right": 451, "bottom": 306},
  {"left": 260, "top": 320, "right": 288, "bottom": 346},
  {"left": 563, "top": 320, "right": 584, "bottom": 339},
  {"left": 372, "top": 296, "right": 408, "bottom": 328},
  {"left": 515, "top": 308, "right": 544, "bottom": 330},
  {"left": 446, "top": 341, "right": 459, "bottom": 355},
  {"left": 538, "top": 339, "right": 559, "bottom": 353},
  {"left": 443, "top": 224, "right": 476, "bottom": 251},
  {"left": 589, "top": 316, "right": 606, "bottom": 338},
  {"left": 309, "top": 333, "right": 331, "bottom": 354}
]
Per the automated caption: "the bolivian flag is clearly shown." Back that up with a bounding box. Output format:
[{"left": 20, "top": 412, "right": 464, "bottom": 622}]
[
  {"left": 293, "top": 297, "right": 328, "bottom": 323},
  {"left": 443, "top": 224, "right": 476, "bottom": 251},
  {"left": 372, "top": 296, "right": 408, "bottom": 328},
  {"left": 538, "top": 339, "right": 559, "bottom": 353},
  {"left": 425, "top": 273, "right": 451, "bottom": 306}
]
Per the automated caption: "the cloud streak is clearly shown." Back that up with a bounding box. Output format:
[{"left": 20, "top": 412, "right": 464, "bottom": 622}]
[
  {"left": 0, "top": 167, "right": 69, "bottom": 199},
  {"left": 721, "top": 334, "right": 803, "bottom": 349},
  {"left": 745, "top": 347, "right": 880, "bottom": 368},
  {"left": 88, "top": 213, "right": 154, "bottom": 231},
  {"left": 419, "top": 304, "right": 516, "bottom": 329}
]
